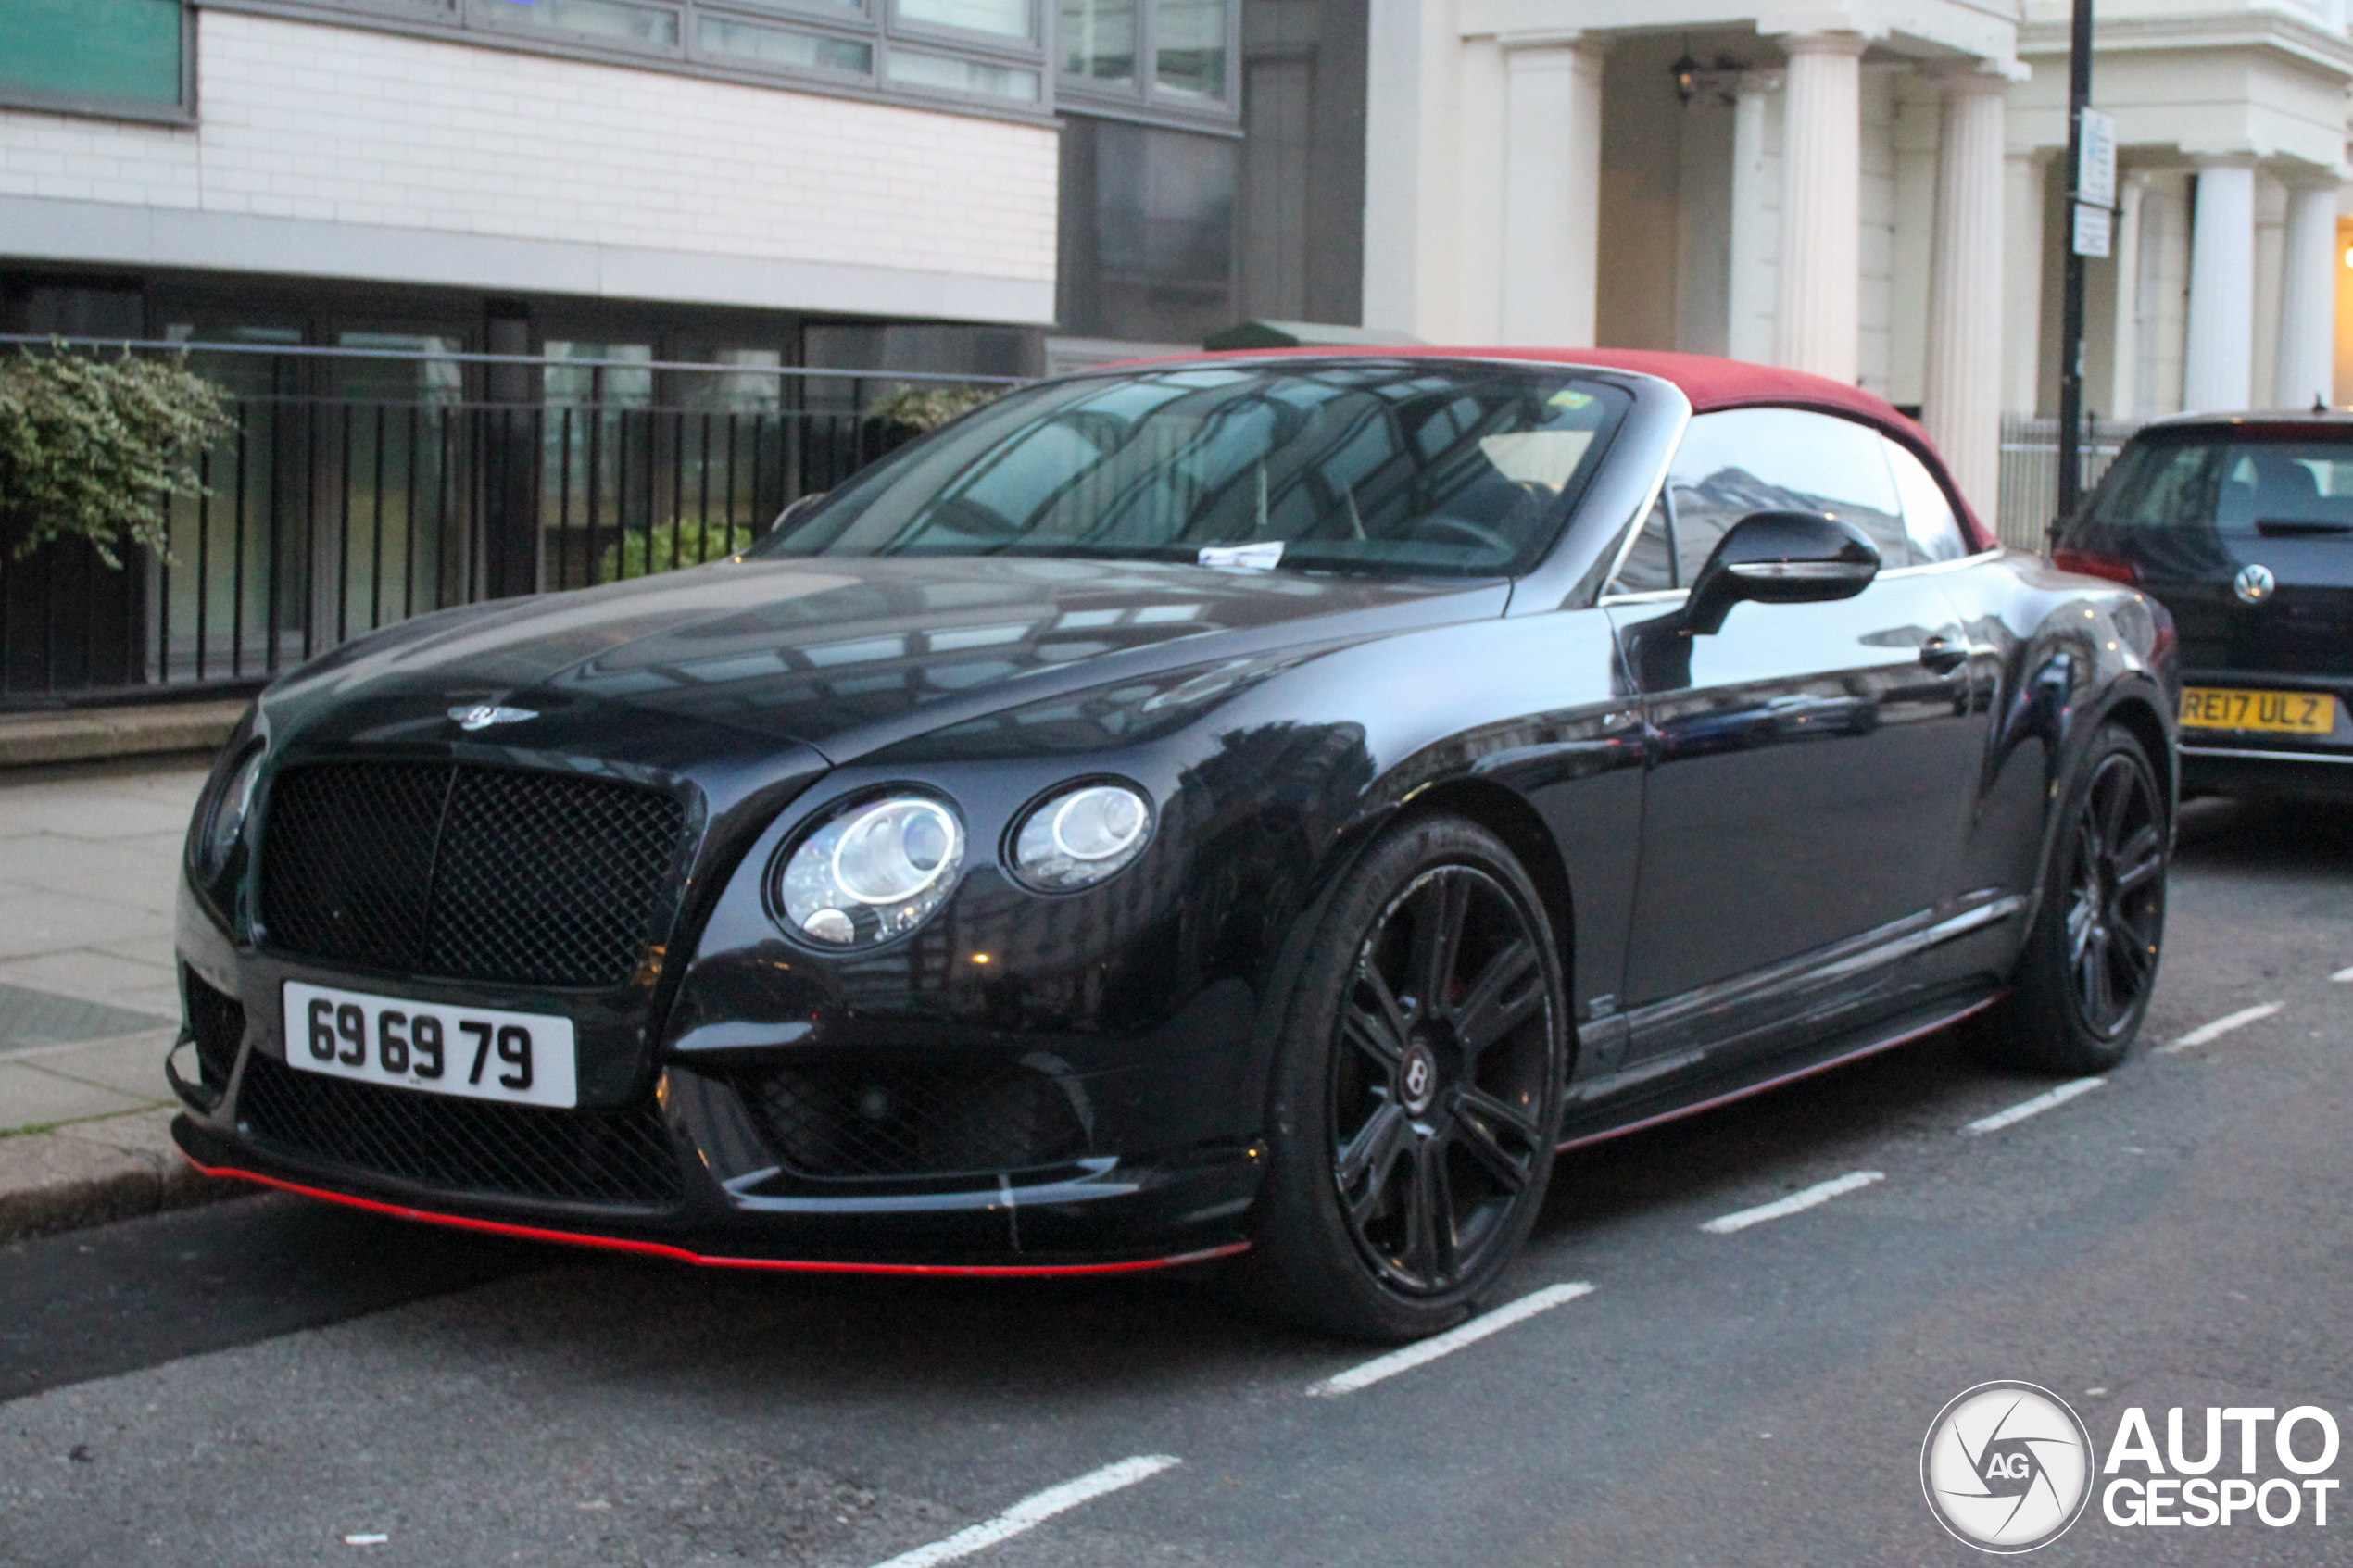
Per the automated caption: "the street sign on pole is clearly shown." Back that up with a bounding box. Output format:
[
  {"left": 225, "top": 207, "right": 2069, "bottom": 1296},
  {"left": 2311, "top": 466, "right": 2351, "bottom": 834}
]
[
  {"left": 2071, "top": 200, "right": 2112, "bottom": 258},
  {"left": 2077, "top": 108, "right": 2117, "bottom": 209},
  {"left": 2056, "top": 0, "right": 2095, "bottom": 526}
]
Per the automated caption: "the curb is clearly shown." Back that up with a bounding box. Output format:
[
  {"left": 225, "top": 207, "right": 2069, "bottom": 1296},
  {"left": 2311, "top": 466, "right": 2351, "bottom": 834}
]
[
  {"left": 0, "top": 1109, "right": 243, "bottom": 1245},
  {"left": 0, "top": 698, "right": 246, "bottom": 770}
]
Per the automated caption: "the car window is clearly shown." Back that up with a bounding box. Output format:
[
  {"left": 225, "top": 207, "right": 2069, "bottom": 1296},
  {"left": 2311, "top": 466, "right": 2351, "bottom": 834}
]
[
  {"left": 1665, "top": 408, "right": 1909, "bottom": 581},
  {"left": 2083, "top": 434, "right": 2353, "bottom": 533},
  {"left": 757, "top": 363, "right": 1632, "bottom": 578},
  {"left": 1608, "top": 495, "right": 1678, "bottom": 594},
  {"left": 1883, "top": 438, "right": 1972, "bottom": 562}
]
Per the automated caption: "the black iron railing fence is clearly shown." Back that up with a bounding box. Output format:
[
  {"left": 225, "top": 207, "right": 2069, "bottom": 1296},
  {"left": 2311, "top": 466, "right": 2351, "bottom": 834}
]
[{"left": 0, "top": 337, "right": 1022, "bottom": 707}]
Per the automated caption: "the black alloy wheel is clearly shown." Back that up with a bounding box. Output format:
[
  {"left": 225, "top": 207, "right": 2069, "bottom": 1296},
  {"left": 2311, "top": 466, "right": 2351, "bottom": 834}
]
[
  {"left": 1332, "top": 865, "right": 1555, "bottom": 1295},
  {"left": 1969, "top": 722, "right": 2169, "bottom": 1074},
  {"left": 2062, "top": 746, "right": 2167, "bottom": 1036},
  {"left": 1235, "top": 816, "right": 1566, "bottom": 1341}
]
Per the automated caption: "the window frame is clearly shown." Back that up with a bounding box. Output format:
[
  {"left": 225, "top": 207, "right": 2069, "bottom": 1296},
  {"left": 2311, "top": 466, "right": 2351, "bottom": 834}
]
[
  {"left": 1055, "top": 0, "right": 1239, "bottom": 127},
  {"left": 0, "top": 0, "right": 198, "bottom": 126},
  {"left": 1600, "top": 404, "right": 1994, "bottom": 603}
]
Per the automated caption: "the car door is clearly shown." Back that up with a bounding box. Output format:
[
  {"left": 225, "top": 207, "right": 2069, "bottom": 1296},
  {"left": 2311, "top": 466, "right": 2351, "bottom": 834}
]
[{"left": 1601, "top": 408, "right": 1986, "bottom": 1070}]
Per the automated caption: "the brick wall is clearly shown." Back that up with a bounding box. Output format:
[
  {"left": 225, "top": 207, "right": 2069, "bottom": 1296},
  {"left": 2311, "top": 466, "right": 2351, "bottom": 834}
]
[{"left": 0, "top": 8, "right": 1056, "bottom": 292}]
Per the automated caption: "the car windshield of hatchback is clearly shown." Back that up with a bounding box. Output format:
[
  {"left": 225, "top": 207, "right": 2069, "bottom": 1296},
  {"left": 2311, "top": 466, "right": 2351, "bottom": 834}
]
[
  {"left": 2088, "top": 433, "right": 2353, "bottom": 534},
  {"left": 753, "top": 361, "right": 1632, "bottom": 577}
]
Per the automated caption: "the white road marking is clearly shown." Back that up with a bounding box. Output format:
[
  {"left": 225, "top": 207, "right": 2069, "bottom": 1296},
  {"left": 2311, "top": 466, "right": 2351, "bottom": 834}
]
[
  {"left": 1701, "top": 1172, "right": 1883, "bottom": 1235},
  {"left": 864, "top": 1456, "right": 1181, "bottom": 1568},
  {"left": 1304, "top": 1282, "right": 1596, "bottom": 1398},
  {"left": 2158, "top": 1002, "right": 2284, "bottom": 1054},
  {"left": 1961, "top": 1077, "right": 2106, "bottom": 1135},
  {"left": 2333, "top": 966, "right": 2353, "bottom": 983}
]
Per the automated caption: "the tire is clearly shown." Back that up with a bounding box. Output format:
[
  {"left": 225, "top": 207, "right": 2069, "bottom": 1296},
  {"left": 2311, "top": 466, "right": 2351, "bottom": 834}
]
[
  {"left": 1969, "top": 722, "right": 2169, "bottom": 1074},
  {"left": 1231, "top": 816, "right": 1567, "bottom": 1341}
]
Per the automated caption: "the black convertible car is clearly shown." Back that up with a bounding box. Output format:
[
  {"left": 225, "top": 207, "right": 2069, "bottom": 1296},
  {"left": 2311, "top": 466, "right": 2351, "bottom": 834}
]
[{"left": 170, "top": 350, "right": 2177, "bottom": 1340}]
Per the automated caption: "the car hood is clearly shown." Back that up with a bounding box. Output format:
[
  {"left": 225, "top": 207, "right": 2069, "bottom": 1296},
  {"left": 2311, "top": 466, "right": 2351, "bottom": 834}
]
[{"left": 260, "top": 555, "right": 1505, "bottom": 772}]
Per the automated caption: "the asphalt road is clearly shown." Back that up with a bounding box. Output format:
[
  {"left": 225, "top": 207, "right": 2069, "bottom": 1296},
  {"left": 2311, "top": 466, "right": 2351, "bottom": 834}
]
[{"left": 6, "top": 797, "right": 2350, "bottom": 1568}]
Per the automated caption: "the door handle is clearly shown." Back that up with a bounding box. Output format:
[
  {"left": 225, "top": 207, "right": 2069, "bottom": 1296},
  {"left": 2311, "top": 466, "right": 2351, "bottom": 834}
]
[{"left": 1919, "top": 637, "right": 1969, "bottom": 675}]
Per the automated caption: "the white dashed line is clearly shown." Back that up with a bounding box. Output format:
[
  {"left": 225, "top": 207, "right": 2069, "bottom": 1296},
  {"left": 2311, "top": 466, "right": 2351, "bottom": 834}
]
[
  {"left": 1305, "top": 1282, "right": 1596, "bottom": 1397},
  {"left": 1961, "top": 1077, "right": 2107, "bottom": 1135},
  {"left": 863, "top": 1456, "right": 1181, "bottom": 1568},
  {"left": 1701, "top": 1172, "right": 1883, "bottom": 1235},
  {"left": 2158, "top": 1002, "right": 2284, "bottom": 1054},
  {"left": 2333, "top": 966, "right": 2353, "bottom": 983}
]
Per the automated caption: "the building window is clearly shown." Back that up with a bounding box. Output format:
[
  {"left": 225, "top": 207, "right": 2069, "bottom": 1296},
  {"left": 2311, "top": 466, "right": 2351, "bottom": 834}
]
[
  {"left": 896, "top": 0, "right": 1030, "bottom": 41},
  {"left": 483, "top": 0, "right": 684, "bottom": 51},
  {"left": 1058, "top": 0, "right": 1229, "bottom": 117},
  {"left": 887, "top": 47, "right": 1039, "bottom": 101},
  {"left": 1060, "top": 0, "right": 1134, "bottom": 86},
  {"left": 1057, "top": 115, "right": 1237, "bottom": 344},
  {"left": 698, "top": 13, "right": 873, "bottom": 77},
  {"left": 0, "top": 0, "right": 192, "bottom": 121}
]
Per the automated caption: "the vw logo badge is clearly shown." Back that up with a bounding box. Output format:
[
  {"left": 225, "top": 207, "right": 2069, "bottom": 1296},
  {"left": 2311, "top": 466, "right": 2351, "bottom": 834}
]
[
  {"left": 448, "top": 703, "right": 538, "bottom": 731},
  {"left": 1920, "top": 1381, "right": 2094, "bottom": 1553},
  {"left": 2233, "top": 563, "right": 2277, "bottom": 604}
]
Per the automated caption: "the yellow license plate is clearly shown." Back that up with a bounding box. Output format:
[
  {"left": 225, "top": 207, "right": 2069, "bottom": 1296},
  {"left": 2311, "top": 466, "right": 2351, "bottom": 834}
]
[{"left": 2179, "top": 686, "right": 2337, "bottom": 734}]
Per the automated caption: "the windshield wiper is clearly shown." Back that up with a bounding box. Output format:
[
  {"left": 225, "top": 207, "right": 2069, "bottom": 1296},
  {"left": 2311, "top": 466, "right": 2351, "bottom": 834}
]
[{"left": 2255, "top": 518, "right": 2353, "bottom": 536}]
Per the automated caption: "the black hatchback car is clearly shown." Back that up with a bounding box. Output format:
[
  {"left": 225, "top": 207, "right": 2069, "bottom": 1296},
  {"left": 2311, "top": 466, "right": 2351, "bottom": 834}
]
[
  {"left": 172, "top": 350, "right": 2177, "bottom": 1340},
  {"left": 2055, "top": 412, "right": 2353, "bottom": 798}
]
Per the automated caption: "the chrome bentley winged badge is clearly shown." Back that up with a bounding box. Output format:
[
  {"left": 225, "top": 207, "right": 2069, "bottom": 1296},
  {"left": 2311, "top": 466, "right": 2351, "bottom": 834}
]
[{"left": 448, "top": 703, "right": 538, "bottom": 731}]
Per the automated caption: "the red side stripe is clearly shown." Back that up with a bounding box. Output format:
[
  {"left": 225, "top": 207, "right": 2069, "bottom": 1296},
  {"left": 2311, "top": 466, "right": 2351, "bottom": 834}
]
[{"left": 180, "top": 1157, "right": 1250, "bottom": 1278}]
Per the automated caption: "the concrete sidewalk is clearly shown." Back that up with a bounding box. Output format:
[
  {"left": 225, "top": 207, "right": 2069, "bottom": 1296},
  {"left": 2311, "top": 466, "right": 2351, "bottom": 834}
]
[{"left": 0, "top": 754, "right": 238, "bottom": 1239}]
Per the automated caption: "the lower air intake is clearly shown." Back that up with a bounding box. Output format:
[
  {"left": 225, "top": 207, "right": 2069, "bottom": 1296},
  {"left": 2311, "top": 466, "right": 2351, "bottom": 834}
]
[
  {"left": 237, "top": 1053, "right": 682, "bottom": 1207},
  {"left": 748, "top": 1060, "right": 1088, "bottom": 1179}
]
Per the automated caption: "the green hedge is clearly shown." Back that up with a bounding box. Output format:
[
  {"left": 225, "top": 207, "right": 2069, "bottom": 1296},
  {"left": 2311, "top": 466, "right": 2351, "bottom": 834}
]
[{"left": 0, "top": 349, "right": 232, "bottom": 566}]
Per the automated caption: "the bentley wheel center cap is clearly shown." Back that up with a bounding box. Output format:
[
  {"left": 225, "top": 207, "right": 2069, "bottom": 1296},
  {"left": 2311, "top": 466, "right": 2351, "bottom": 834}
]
[
  {"left": 2234, "top": 562, "right": 2277, "bottom": 604},
  {"left": 1400, "top": 1040, "right": 1440, "bottom": 1115}
]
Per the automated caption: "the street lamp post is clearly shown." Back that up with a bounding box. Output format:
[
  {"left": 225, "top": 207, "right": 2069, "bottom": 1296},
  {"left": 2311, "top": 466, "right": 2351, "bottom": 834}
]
[{"left": 2055, "top": 0, "right": 2112, "bottom": 530}]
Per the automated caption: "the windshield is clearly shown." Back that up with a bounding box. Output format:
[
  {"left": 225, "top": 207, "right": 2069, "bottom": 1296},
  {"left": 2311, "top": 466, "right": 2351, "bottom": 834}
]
[
  {"left": 2087, "top": 433, "right": 2353, "bottom": 534},
  {"left": 754, "top": 361, "right": 1631, "bottom": 577}
]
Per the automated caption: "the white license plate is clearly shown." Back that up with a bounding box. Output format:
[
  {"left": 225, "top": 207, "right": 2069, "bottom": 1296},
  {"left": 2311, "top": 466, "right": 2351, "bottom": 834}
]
[{"left": 283, "top": 982, "right": 578, "bottom": 1109}]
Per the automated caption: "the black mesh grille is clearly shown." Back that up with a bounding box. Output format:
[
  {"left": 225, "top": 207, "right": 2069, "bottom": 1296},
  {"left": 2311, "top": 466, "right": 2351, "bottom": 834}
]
[
  {"left": 237, "top": 1053, "right": 683, "bottom": 1207},
  {"left": 749, "top": 1061, "right": 1088, "bottom": 1179},
  {"left": 183, "top": 968, "right": 245, "bottom": 1094},
  {"left": 258, "top": 762, "right": 686, "bottom": 987}
]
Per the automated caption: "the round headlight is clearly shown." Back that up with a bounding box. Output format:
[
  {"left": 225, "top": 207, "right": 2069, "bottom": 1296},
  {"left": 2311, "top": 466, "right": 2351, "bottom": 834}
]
[
  {"left": 194, "top": 746, "right": 264, "bottom": 882},
  {"left": 776, "top": 794, "right": 965, "bottom": 947},
  {"left": 1011, "top": 784, "right": 1152, "bottom": 891}
]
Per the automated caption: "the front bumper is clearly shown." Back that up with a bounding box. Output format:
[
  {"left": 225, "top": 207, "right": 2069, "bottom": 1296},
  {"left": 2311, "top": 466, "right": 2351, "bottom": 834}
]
[{"left": 173, "top": 906, "right": 1268, "bottom": 1273}]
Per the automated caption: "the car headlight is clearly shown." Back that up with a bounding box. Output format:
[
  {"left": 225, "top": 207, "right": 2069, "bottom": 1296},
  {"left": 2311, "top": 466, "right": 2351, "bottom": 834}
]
[
  {"left": 1010, "top": 783, "right": 1152, "bottom": 891},
  {"left": 775, "top": 794, "right": 965, "bottom": 947},
  {"left": 193, "top": 746, "right": 264, "bottom": 884}
]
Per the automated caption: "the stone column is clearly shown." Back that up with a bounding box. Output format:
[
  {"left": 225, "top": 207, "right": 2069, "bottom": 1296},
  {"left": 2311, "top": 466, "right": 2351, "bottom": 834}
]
[
  {"left": 2184, "top": 161, "right": 2258, "bottom": 412},
  {"left": 1921, "top": 71, "right": 2007, "bottom": 517},
  {"left": 1727, "top": 70, "right": 1781, "bottom": 364},
  {"left": 1500, "top": 34, "right": 1604, "bottom": 346},
  {"left": 2002, "top": 151, "right": 2048, "bottom": 413},
  {"left": 2274, "top": 174, "right": 2341, "bottom": 409},
  {"left": 1775, "top": 31, "right": 1867, "bottom": 379},
  {"left": 2108, "top": 174, "right": 2145, "bottom": 419}
]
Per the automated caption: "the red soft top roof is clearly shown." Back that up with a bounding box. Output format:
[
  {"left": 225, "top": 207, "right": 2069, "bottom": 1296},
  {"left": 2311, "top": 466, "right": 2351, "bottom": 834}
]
[{"left": 1166, "top": 344, "right": 1996, "bottom": 550}]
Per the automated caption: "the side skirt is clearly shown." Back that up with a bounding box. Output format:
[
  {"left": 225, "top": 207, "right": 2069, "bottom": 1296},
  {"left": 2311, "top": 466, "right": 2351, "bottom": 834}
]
[{"left": 1554, "top": 985, "right": 2005, "bottom": 1154}]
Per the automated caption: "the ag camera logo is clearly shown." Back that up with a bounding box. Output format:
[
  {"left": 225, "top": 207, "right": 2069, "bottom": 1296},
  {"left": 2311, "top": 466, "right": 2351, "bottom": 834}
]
[{"left": 1921, "top": 1381, "right": 2094, "bottom": 1552}]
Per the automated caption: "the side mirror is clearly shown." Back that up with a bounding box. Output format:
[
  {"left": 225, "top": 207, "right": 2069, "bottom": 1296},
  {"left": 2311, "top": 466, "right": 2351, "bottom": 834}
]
[{"left": 1685, "top": 510, "right": 1881, "bottom": 634}]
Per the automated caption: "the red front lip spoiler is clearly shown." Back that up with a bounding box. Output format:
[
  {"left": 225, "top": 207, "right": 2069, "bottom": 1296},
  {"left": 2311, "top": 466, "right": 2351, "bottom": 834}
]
[{"left": 181, "top": 1157, "right": 1252, "bottom": 1278}]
